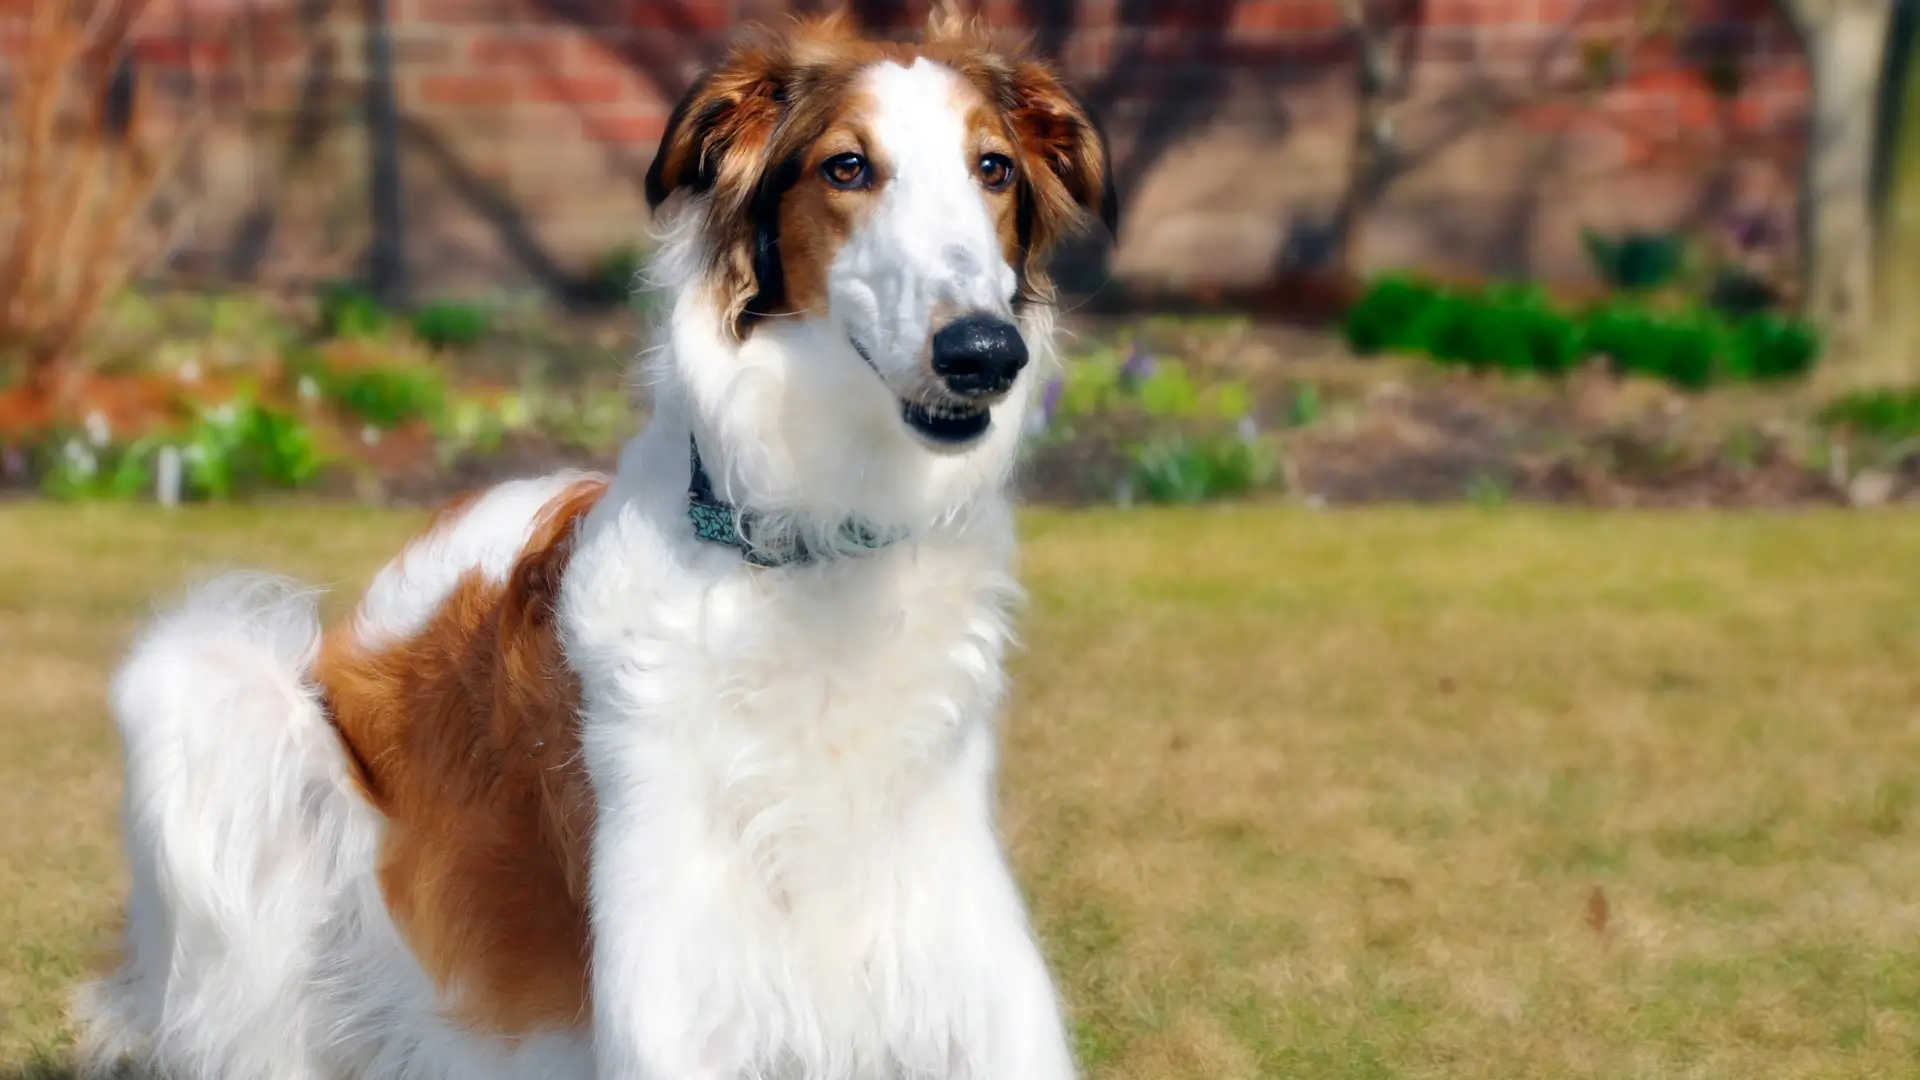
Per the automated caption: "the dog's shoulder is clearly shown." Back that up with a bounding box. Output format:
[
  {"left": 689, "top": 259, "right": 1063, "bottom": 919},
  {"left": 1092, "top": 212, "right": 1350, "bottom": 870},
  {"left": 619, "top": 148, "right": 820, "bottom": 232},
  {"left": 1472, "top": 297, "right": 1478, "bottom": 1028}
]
[{"left": 313, "top": 471, "right": 607, "bottom": 1035}]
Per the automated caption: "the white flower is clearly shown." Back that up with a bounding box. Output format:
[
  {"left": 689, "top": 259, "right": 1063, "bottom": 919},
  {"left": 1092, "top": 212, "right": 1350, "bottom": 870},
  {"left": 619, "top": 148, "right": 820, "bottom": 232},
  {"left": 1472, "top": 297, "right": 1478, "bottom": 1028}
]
[
  {"left": 297, "top": 375, "right": 320, "bottom": 402},
  {"left": 178, "top": 358, "right": 202, "bottom": 384},
  {"left": 65, "top": 440, "right": 98, "bottom": 476},
  {"left": 182, "top": 443, "right": 208, "bottom": 464},
  {"left": 210, "top": 403, "right": 237, "bottom": 426},
  {"left": 1237, "top": 415, "right": 1259, "bottom": 443},
  {"left": 361, "top": 425, "right": 382, "bottom": 446},
  {"left": 84, "top": 410, "right": 112, "bottom": 448}
]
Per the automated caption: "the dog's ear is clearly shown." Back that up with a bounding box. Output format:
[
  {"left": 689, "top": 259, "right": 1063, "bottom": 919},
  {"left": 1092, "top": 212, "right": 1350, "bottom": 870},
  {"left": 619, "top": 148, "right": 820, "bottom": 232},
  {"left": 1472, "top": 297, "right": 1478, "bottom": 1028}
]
[
  {"left": 1006, "top": 61, "right": 1118, "bottom": 254},
  {"left": 644, "top": 47, "right": 787, "bottom": 213},
  {"left": 644, "top": 41, "right": 795, "bottom": 334}
]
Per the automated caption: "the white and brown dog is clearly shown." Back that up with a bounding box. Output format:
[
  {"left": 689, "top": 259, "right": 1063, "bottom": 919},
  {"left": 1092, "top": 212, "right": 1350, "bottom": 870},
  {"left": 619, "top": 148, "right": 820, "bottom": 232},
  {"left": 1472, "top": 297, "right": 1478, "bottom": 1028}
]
[{"left": 79, "top": 10, "right": 1114, "bottom": 1080}]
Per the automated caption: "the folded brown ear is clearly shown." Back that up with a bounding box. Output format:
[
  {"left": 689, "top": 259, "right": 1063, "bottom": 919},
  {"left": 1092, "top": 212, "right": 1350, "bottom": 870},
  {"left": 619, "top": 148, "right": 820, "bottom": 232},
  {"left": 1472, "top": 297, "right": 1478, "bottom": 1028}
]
[
  {"left": 1009, "top": 60, "right": 1118, "bottom": 244},
  {"left": 643, "top": 46, "right": 787, "bottom": 212}
]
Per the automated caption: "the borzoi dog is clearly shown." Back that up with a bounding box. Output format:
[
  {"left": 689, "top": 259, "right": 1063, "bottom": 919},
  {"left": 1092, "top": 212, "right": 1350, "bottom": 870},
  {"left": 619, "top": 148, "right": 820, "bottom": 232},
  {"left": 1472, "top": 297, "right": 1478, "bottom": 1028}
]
[{"left": 79, "top": 10, "right": 1114, "bottom": 1080}]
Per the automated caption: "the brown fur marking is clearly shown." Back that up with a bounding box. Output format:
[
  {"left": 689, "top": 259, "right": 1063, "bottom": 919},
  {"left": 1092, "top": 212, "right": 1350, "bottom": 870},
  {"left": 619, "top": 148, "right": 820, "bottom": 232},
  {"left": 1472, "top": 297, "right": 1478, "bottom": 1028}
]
[{"left": 315, "top": 475, "right": 608, "bottom": 1034}]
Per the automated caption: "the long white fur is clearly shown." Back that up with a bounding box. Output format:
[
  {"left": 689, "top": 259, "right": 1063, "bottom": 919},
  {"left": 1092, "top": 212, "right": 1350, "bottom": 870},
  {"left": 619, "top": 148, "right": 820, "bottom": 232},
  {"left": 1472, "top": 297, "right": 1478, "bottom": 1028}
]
[{"left": 81, "top": 56, "right": 1077, "bottom": 1080}]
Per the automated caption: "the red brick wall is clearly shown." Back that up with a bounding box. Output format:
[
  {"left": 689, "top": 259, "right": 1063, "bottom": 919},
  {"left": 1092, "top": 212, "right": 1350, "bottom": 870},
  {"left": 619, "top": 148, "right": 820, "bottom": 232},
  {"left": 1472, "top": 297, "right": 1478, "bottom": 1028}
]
[{"left": 5, "top": 0, "right": 1811, "bottom": 299}]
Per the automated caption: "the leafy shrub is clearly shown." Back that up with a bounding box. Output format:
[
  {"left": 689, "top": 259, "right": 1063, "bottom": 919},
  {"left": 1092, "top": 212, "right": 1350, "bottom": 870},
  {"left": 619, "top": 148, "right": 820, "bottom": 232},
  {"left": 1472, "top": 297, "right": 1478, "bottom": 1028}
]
[
  {"left": 39, "top": 435, "right": 159, "bottom": 500},
  {"left": 1416, "top": 287, "right": 1582, "bottom": 376},
  {"left": 1580, "top": 303, "right": 1718, "bottom": 390},
  {"left": 182, "top": 399, "right": 322, "bottom": 499},
  {"left": 1727, "top": 315, "right": 1820, "bottom": 381},
  {"left": 411, "top": 302, "right": 491, "bottom": 351},
  {"left": 1343, "top": 274, "right": 1439, "bottom": 354},
  {"left": 1580, "top": 229, "right": 1687, "bottom": 291},
  {"left": 1344, "top": 274, "right": 1822, "bottom": 389},
  {"left": 1030, "top": 338, "right": 1279, "bottom": 504},
  {"left": 317, "top": 281, "right": 388, "bottom": 340},
  {"left": 325, "top": 363, "right": 448, "bottom": 430},
  {"left": 1818, "top": 387, "right": 1920, "bottom": 441},
  {"left": 38, "top": 399, "right": 321, "bottom": 502},
  {"left": 1129, "top": 432, "right": 1275, "bottom": 504}
]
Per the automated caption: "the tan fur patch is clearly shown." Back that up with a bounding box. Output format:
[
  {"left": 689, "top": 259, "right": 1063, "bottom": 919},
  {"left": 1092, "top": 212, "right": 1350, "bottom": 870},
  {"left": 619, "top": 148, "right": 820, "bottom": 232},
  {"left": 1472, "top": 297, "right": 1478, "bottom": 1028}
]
[
  {"left": 769, "top": 90, "right": 882, "bottom": 316},
  {"left": 315, "top": 475, "right": 607, "bottom": 1034}
]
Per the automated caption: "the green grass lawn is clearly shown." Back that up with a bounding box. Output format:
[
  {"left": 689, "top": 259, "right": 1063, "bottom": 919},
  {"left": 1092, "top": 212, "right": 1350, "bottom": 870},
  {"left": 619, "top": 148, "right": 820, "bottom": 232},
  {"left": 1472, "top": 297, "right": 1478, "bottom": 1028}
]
[{"left": 5, "top": 504, "right": 1920, "bottom": 1078}]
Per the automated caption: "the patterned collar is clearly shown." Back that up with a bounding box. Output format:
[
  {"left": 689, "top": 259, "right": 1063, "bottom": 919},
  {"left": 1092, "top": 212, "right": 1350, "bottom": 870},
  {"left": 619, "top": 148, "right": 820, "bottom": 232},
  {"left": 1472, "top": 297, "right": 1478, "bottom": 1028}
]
[{"left": 685, "top": 437, "right": 899, "bottom": 567}]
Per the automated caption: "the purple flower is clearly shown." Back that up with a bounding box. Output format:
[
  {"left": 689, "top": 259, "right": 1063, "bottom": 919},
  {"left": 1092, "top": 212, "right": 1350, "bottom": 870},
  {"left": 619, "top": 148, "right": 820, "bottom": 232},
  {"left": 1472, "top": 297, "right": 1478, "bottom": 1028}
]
[
  {"left": 1041, "top": 375, "right": 1064, "bottom": 422},
  {"left": 1119, "top": 340, "right": 1156, "bottom": 387},
  {"left": 1724, "top": 211, "right": 1779, "bottom": 253}
]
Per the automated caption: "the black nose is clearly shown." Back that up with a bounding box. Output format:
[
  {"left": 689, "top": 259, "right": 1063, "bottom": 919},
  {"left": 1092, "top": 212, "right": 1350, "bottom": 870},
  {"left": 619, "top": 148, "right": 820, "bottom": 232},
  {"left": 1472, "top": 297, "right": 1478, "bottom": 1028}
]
[{"left": 930, "top": 315, "right": 1028, "bottom": 399}]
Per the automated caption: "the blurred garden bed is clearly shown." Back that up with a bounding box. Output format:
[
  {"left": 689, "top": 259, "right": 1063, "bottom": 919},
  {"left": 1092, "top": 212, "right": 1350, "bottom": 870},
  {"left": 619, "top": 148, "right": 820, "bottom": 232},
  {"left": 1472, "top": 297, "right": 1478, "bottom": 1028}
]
[{"left": 3, "top": 278, "right": 1918, "bottom": 511}]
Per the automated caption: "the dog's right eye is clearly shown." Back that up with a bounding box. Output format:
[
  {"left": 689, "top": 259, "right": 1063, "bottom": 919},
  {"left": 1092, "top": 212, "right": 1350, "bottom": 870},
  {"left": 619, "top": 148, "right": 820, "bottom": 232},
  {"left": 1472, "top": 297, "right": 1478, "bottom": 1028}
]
[{"left": 821, "top": 153, "right": 872, "bottom": 191}]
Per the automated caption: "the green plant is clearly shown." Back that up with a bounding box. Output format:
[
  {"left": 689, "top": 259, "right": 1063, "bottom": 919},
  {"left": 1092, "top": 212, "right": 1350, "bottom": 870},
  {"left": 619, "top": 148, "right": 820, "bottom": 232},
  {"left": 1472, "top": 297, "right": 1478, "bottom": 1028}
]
[
  {"left": 1818, "top": 387, "right": 1920, "bottom": 441},
  {"left": 583, "top": 245, "right": 647, "bottom": 307},
  {"left": 325, "top": 363, "right": 448, "bottom": 430},
  {"left": 410, "top": 302, "right": 491, "bottom": 351},
  {"left": 181, "top": 398, "right": 322, "bottom": 499},
  {"left": 1343, "top": 274, "right": 1441, "bottom": 355},
  {"left": 1727, "top": 314, "right": 1820, "bottom": 381},
  {"left": 1580, "top": 302, "right": 1717, "bottom": 390},
  {"left": 1580, "top": 229, "right": 1688, "bottom": 292},
  {"left": 435, "top": 394, "right": 512, "bottom": 465},
  {"left": 1286, "top": 383, "right": 1323, "bottom": 427},
  {"left": 1129, "top": 432, "right": 1276, "bottom": 504},
  {"left": 1466, "top": 472, "right": 1511, "bottom": 507},
  {"left": 38, "top": 434, "right": 158, "bottom": 501},
  {"left": 1345, "top": 273, "right": 1821, "bottom": 390},
  {"left": 317, "top": 281, "right": 388, "bottom": 340}
]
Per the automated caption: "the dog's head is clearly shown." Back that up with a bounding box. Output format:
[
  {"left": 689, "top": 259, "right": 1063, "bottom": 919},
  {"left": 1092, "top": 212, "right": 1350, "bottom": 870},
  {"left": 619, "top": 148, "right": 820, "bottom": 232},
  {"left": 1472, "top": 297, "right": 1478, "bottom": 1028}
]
[{"left": 643, "top": 11, "right": 1114, "bottom": 532}]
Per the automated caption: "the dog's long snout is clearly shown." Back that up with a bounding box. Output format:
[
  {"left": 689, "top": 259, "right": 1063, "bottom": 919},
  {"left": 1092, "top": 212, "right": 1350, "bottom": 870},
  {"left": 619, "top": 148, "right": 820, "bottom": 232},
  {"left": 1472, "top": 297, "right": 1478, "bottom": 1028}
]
[{"left": 930, "top": 314, "right": 1028, "bottom": 399}]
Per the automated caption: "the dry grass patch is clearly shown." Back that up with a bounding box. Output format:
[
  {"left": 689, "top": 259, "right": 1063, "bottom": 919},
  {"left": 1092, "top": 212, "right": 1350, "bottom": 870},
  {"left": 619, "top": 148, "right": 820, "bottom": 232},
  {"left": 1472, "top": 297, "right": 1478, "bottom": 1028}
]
[{"left": 3, "top": 504, "right": 1919, "bottom": 1078}]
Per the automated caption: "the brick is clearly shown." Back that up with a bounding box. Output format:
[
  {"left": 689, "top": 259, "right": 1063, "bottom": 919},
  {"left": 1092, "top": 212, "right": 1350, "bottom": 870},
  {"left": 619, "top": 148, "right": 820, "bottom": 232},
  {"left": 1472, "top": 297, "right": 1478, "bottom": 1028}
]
[
  {"left": 1423, "top": 0, "right": 1530, "bottom": 27},
  {"left": 1674, "top": 88, "right": 1724, "bottom": 131},
  {"left": 392, "top": 32, "right": 457, "bottom": 65},
  {"left": 623, "top": 0, "right": 728, "bottom": 32},
  {"left": 414, "top": 0, "right": 520, "bottom": 26},
  {"left": 1228, "top": 0, "right": 1348, "bottom": 36},
  {"left": 470, "top": 33, "right": 568, "bottom": 67},
  {"left": 417, "top": 73, "right": 515, "bottom": 106},
  {"left": 1060, "top": 28, "right": 1116, "bottom": 76},
  {"left": 526, "top": 73, "right": 627, "bottom": 104},
  {"left": 1729, "top": 92, "right": 1767, "bottom": 131},
  {"left": 582, "top": 109, "right": 667, "bottom": 144},
  {"left": 132, "top": 35, "right": 231, "bottom": 67}
]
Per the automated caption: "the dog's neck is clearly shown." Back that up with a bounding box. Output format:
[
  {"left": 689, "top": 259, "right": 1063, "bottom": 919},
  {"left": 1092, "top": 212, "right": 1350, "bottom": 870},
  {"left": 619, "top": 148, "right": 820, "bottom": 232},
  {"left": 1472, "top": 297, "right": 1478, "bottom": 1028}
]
[{"left": 683, "top": 434, "right": 905, "bottom": 567}]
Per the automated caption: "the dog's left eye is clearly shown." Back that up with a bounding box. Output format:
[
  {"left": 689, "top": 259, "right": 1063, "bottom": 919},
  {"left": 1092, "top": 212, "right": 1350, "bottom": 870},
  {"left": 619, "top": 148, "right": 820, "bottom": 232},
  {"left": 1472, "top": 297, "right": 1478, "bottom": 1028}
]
[
  {"left": 976, "top": 153, "right": 1016, "bottom": 193},
  {"left": 821, "top": 153, "right": 872, "bottom": 191}
]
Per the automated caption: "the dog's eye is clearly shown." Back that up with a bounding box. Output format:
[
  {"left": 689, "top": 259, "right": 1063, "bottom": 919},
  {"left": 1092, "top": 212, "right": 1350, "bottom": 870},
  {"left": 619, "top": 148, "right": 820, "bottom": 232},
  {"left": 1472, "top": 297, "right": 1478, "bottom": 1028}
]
[
  {"left": 821, "top": 153, "right": 871, "bottom": 191},
  {"left": 976, "top": 153, "right": 1016, "bottom": 193}
]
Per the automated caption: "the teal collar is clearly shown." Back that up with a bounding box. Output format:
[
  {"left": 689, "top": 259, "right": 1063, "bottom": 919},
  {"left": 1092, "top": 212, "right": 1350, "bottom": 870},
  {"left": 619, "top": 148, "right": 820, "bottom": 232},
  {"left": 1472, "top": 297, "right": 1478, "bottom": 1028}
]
[{"left": 685, "top": 438, "right": 899, "bottom": 567}]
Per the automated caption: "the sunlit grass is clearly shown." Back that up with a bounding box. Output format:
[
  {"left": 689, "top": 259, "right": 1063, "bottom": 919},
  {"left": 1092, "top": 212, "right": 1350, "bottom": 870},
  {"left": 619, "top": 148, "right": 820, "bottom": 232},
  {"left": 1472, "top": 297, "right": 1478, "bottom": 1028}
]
[{"left": 4, "top": 504, "right": 1920, "bottom": 1077}]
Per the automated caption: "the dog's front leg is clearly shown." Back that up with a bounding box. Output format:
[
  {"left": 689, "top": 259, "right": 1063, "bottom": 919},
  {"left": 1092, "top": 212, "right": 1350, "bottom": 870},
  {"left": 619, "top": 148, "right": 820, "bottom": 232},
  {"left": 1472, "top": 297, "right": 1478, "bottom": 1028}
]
[
  {"left": 953, "top": 843, "right": 1080, "bottom": 1080},
  {"left": 979, "top": 913, "right": 1079, "bottom": 1079},
  {"left": 588, "top": 793, "right": 739, "bottom": 1080}
]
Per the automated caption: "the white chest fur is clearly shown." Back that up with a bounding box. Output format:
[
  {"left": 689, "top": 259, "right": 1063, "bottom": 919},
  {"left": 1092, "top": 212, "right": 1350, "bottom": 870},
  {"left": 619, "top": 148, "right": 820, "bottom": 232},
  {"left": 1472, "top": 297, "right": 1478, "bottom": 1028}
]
[{"left": 559, "top": 490, "right": 1068, "bottom": 1080}]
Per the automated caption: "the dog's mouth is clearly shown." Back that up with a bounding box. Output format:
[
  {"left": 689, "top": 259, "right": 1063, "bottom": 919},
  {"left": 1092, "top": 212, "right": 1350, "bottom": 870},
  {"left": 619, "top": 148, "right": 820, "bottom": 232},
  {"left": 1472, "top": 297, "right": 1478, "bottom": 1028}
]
[
  {"left": 899, "top": 398, "right": 990, "bottom": 444},
  {"left": 850, "top": 335, "right": 993, "bottom": 448}
]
